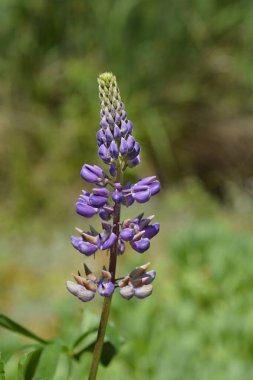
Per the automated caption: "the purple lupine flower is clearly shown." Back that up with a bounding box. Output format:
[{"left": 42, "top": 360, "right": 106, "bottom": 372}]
[
  {"left": 68, "top": 72, "right": 160, "bottom": 304},
  {"left": 97, "top": 270, "right": 115, "bottom": 297}
]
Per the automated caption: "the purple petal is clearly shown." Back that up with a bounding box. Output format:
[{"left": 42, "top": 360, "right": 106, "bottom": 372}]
[
  {"left": 100, "top": 233, "right": 117, "bottom": 250},
  {"left": 110, "top": 141, "right": 119, "bottom": 159},
  {"left": 127, "top": 142, "right": 141, "bottom": 160},
  {"left": 99, "top": 208, "right": 111, "bottom": 221},
  {"left": 107, "top": 114, "right": 114, "bottom": 125},
  {"left": 96, "top": 129, "right": 105, "bottom": 146},
  {"left": 124, "top": 194, "right": 135, "bottom": 206},
  {"left": 80, "top": 165, "right": 99, "bottom": 183},
  {"left": 120, "top": 228, "right": 135, "bottom": 241},
  {"left": 100, "top": 116, "right": 109, "bottom": 129},
  {"left": 76, "top": 203, "right": 98, "bottom": 217},
  {"left": 77, "top": 241, "right": 98, "bottom": 256},
  {"left": 89, "top": 194, "right": 108, "bottom": 208},
  {"left": 98, "top": 281, "right": 115, "bottom": 297},
  {"left": 127, "top": 120, "right": 134, "bottom": 133},
  {"left": 150, "top": 181, "right": 160, "bottom": 195},
  {"left": 131, "top": 238, "right": 150, "bottom": 253},
  {"left": 128, "top": 156, "right": 141, "bottom": 168},
  {"left": 114, "top": 125, "right": 121, "bottom": 140},
  {"left": 126, "top": 135, "right": 135, "bottom": 151},
  {"left": 112, "top": 189, "right": 123, "bottom": 203},
  {"left": 132, "top": 188, "right": 151, "bottom": 203},
  {"left": 121, "top": 120, "right": 128, "bottom": 134},
  {"left": 115, "top": 113, "right": 121, "bottom": 124},
  {"left": 92, "top": 187, "right": 110, "bottom": 197},
  {"left": 138, "top": 176, "right": 156, "bottom": 186},
  {"left": 143, "top": 223, "right": 160, "bottom": 239},
  {"left": 86, "top": 164, "right": 104, "bottom": 178},
  {"left": 98, "top": 144, "right": 110, "bottom": 163},
  {"left": 105, "top": 127, "right": 113, "bottom": 143},
  {"left": 114, "top": 182, "right": 122, "bottom": 190},
  {"left": 109, "top": 163, "right": 117, "bottom": 177},
  {"left": 120, "top": 137, "right": 128, "bottom": 155},
  {"left": 70, "top": 236, "right": 82, "bottom": 250}
]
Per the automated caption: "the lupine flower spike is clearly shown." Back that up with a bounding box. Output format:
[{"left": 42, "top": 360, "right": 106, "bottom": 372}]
[{"left": 66, "top": 72, "right": 160, "bottom": 378}]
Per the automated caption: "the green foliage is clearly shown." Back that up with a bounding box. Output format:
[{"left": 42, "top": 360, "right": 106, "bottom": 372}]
[
  {"left": 0, "top": 316, "right": 47, "bottom": 345},
  {"left": 0, "top": 312, "right": 121, "bottom": 379},
  {"left": 0, "top": 353, "right": 6, "bottom": 380}
]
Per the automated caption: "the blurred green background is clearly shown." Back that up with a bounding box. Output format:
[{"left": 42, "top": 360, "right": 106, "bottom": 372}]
[{"left": 1, "top": 0, "right": 253, "bottom": 379}]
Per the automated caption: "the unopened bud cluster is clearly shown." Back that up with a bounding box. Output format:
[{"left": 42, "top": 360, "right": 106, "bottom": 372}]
[{"left": 67, "top": 73, "right": 160, "bottom": 302}]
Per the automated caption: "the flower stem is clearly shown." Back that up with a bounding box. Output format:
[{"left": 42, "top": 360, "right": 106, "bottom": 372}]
[
  {"left": 88, "top": 168, "right": 122, "bottom": 380},
  {"left": 88, "top": 296, "right": 112, "bottom": 380}
]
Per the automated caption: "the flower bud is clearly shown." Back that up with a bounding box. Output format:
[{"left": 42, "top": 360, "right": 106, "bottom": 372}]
[
  {"left": 120, "top": 137, "right": 128, "bottom": 155},
  {"left": 98, "top": 144, "right": 110, "bottom": 163},
  {"left": 114, "top": 125, "right": 121, "bottom": 140},
  {"left": 112, "top": 189, "right": 123, "bottom": 203},
  {"left": 105, "top": 127, "right": 113, "bottom": 143},
  {"left": 127, "top": 156, "right": 141, "bottom": 168},
  {"left": 110, "top": 141, "right": 119, "bottom": 159},
  {"left": 100, "top": 116, "right": 109, "bottom": 129},
  {"left": 80, "top": 164, "right": 105, "bottom": 184}
]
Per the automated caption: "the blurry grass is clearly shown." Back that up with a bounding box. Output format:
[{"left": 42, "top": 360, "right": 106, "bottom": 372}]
[{"left": 1, "top": 181, "right": 253, "bottom": 379}]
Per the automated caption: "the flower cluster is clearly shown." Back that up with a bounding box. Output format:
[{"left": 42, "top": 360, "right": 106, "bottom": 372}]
[
  {"left": 67, "top": 72, "right": 160, "bottom": 302},
  {"left": 97, "top": 73, "right": 140, "bottom": 174},
  {"left": 66, "top": 263, "right": 156, "bottom": 301}
]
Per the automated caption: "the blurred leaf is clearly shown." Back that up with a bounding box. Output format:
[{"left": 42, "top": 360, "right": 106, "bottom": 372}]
[
  {"left": 0, "top": 315, "right": 48, "bottom": 344},
  {"left": 52, "top": 353, "right": 71, "bottom": 380},
  {"left": 32, "top": 341, "right": 63, "bottom": 380},
  {"left": 0, "top": 353, "right": 5, "bottom": 380},
  {"left": 72, "top": 331, "right": 97, "bottom": 360},
  {"left": 18, "top": 348, "right": 42, "bottom": 380},
  {"left": 73, "top": 321, "right": 122, "bottom": 367}
]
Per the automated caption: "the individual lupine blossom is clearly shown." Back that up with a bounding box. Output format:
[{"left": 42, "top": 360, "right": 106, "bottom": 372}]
[
  {"left": 119, "top": 262, "right": 156, "bottom": 300},
  {"left": 67, "top": 72, "right": 160, "bottom": 302}
]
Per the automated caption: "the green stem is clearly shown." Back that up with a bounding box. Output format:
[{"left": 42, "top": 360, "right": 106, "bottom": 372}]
[
  {"left": 88, "top": 297, "right": 112, "bottom": 380},
  {"left": 88, "top": 165, "right": 122, "bottom": 380}
]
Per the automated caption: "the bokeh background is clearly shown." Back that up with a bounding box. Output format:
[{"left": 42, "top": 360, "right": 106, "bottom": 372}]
[{"left": 1, "top": 0, "right": 253, "bottom": 379}]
